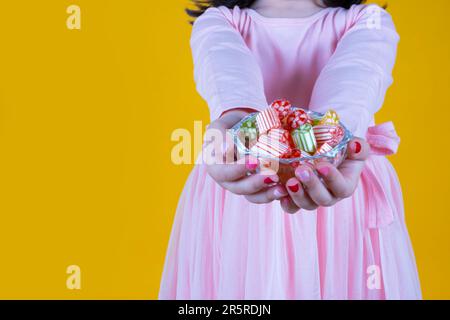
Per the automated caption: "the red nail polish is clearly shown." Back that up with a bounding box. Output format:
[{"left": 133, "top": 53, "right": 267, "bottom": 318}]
[
  {"left": 288, "top": 183, "right": 299, "bottom": 193},
  {"left": 246, "top": 162, "right": 258, "bottom": 170},
  {"left": 353, "top": 141, "right": 361, "bottom": 154},
  {"left": 264, "top": 177, "right": 275, "bottom": 184},
  {"left": 317, "top": 166, "right": 330, "bottom": 177}
]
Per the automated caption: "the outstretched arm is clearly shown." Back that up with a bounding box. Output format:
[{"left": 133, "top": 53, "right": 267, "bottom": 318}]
[
  {"left": 191, "top": 7, "right": 268, "bottom": 121},
  {"left": 282, "top": 5, "right": 398, "bottom": 213},
  {"left": 309, "top": 5, "right": 400, "bottom": 138},
  {"left": 192, "top": 8, "right": 287, "bottom": 203}
]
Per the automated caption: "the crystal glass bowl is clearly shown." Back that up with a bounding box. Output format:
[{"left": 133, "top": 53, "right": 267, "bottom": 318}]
[{"left": 230, "top": 109, "right": 353, "bottom": 183}]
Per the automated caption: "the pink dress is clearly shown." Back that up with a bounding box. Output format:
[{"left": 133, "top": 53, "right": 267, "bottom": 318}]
[{"left": 159, "top": 4, "right": 421, "bottom": 299}]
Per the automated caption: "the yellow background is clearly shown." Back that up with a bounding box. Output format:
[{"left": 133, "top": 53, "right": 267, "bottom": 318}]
[{"left": 0, "top": 0, "right": 448, "bottom": 299}]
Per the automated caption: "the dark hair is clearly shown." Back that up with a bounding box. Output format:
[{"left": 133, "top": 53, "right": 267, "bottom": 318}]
[{"left": 187, "top": 0, "right": 366, "bottom": 20}]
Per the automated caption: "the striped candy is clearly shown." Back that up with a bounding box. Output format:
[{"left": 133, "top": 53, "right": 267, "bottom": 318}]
[
  {"left": 267, "top": 128, "right": 292, "bottom": 146},
  {"left": 329, "top": 125, "right": 344, "bottom": 146},
  {"left": 315, "top": 142, "right": 333, "bottom": 155},
  {"left": 256, "top": 108, "right": 281, "bottom": 135},
  {"left": 313, "top": 125, "right": 345, "bottom": 146},
  {"left": 291, "top": 124, "right": 317, "bottom": 154},
  {"left": 313, "top": 125, "right": 334, "bottom": 144},
  {"left": 251, "top": 133, "right": 290, "bottom": 158},
  {"left": 240, "top": 118, "right": 258, "bottom": 142}
]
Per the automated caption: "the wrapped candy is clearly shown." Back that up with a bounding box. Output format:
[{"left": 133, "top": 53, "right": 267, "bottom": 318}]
[
  {"left": 311, "top": 114, "right": 323, "bottom": 126},
  {"left": 286, "top": 149, "right": 312, "bottom": 168},
  {"left": 286, "top": 109, "right": 310, "bottom": 130},
  {"left": 251, "top": 133, "right": 290, "bottom": 158},
  {"left": 239, "top": 118, "right": 258, "bottom": 147},
  {"left": 267, "top": 128, "right": 292, "bottom": 146},
  {"left": 315, "top": 142, "right": 333, "bottom": 155},
  {"left": 256, "top": 107, "right": 281, "bottom": 135},
  {"left": 317, "top": 110, "right": 339, "bottom": 126},
  {"left": 232, "top": 100, "right": 353, "bottom": 184},
  {"left": 329, "top": 125, "right": 344, "bottom": 146},
  {"left": 313, "top": 125, "right": 334, "bottom": 145},
  {"left": 291, "top": 123, "right": 317, "bottom": 154},
  {"left": 313, "top": 125, "right": 344, "bottom": 146},
  {"left": 282, "top": 148, "right": 311, "bottom": 159},
  {"left": 271, "top": 99, "right": 291, "bottom": 122}
]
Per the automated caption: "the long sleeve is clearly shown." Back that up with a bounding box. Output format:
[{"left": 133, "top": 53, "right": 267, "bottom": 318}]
[
  {"left": 190, "top": 7, "right": 268, "bottom": 121},
  {"left": 309, "top": 5, "right": 400, "bottom": 138}
]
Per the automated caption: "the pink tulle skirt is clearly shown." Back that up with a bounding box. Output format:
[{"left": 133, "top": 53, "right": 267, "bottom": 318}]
[{"left": 159, "top": 124, "right": 421, "bottom": 299}]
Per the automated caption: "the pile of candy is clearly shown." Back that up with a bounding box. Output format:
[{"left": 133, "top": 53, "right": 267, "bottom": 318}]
[{"left": 239, "top": 99, "right": 345, "bottom": 162}]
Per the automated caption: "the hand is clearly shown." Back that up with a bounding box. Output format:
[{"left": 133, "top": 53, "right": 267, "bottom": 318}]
[
  {"left": 205, "top": 110, "right": 288, "bottom": 204},
  {"left": 280, "top": 138, "right": 370, "bottom": 214}
]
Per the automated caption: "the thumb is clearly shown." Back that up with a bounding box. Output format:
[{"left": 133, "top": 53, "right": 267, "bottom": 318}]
[{"left": 346, "top": 138, "right": 370, "bottom": 161}]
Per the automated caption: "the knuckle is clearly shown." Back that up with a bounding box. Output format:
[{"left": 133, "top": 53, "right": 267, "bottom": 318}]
[
  {"left": 302, "top": 204, "right": 317, "bottom": 211},
  {"left": 334, "top": 191, "right": 347, "bottom": 199},
  {"left": 338, "top": 186, "right": 353, "bottom": 198},
  {"left": 286, "top": 207, "right": 299, "bottom": 214},
  {"left": 320, "top": 198, "right": 334, "bottom": 207},
  {"left": 293, "top": 198, "right": 310, "bottom": 210},
  {"left": 265, "top": 190, "right": 276, "bottom": 202},
  {"left": 244, "top": 195, "right": 258, "bottom": 204},
  {"left": 340, "top": 187, "right": 355, "bottom": 198},
  {"left": 267, "top": 189, "right": 281, "bottom": 202},
  {"left": 282, "top": 202, "right": 299, "bottom": 214}
]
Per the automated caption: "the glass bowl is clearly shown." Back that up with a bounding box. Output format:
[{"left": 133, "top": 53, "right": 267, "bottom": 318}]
[{"left": 230, "top": 108, "right": 353, "bottom": 183}]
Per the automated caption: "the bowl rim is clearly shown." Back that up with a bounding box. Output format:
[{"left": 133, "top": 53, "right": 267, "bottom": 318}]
[{"left": 230, "top": 108, "right": 353, "bottom": 164}]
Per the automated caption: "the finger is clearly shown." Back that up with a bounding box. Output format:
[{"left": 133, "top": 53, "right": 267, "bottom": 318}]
[
  {"left": 202, "top": 122, "right": 233, "bottom": 163},
  {"left": 285, "top": 177, "right": 318, "bottom": 210},
  {"left": 346, "top": 138, "right": 370, "bottom": 161},
  {"left": 295, "top": 166, "right": 335, "bottom": 207},
  {"left": 244, "top": 185, "right": 288, "bottom": 204},
  {"left": 280, "top": 196, "right": 301, "bottom": 214},
  {"left": 337, "top": 157, "right": 366, "bottom": 189},
  {"left": 315, "top": 162, "right": 352, "bottom": 199},
  {"left": 222, "top": 172, "right": 279, "bottom": 196},
  {"left": 208, "top": 156, "right": 258, "bottom": 183}
]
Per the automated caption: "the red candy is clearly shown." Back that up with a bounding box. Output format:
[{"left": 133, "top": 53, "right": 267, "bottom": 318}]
[
  {"left": 281, "top": 148, "right": 311, "bottom": 159},
  {"left": 270, "top": 99, "right": 292, "bottom": 122},
  {"left": 268, "top": 128, "right": 293, "bottom": 147},
  {"left": 251, "top": 133, "right": 291, "bottom": 158},
  {"left": 315, "top": 142, "right": 333, "bottom": 155},
  {"left": 247, "top": 100, "right": 346, "bottom": 163},
  {"left": 286, "top": 109, "right": 310, "bottom": 130},
  {"left": 313, "top": 125, "right": 344, "bottom": 147},
  {"left": 329, "top": 125, "right": 344, "bottom": 146}
]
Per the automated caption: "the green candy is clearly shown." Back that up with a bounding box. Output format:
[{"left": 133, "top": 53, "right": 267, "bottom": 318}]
[
  {"left": 291, "top": 123, "right": 317, "bottom": 154},
  {"left": 240, "top": 118, "right": 258, "bottom": 142}
]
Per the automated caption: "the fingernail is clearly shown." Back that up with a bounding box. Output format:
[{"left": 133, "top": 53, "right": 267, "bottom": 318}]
[
  {"left": 317, "top": 166, "right": 330, "bottom": 177},
  {"left": 288, "top": 183, "right": 299, "bottom": 193},
  {"left": 352, "top": 141, "right": 361, "bottom": 154},
  {"left": 297, "top": 169, "right": 310, "bottom": 183},
  {"left": 246, "top": 162, "right": 258, "bottom": 170},
  {"left": 245, "top": 156, "right": 258, "bottom": 171},
  {"left": 264, "top": 176, "right": 277, "bottom": 184}
]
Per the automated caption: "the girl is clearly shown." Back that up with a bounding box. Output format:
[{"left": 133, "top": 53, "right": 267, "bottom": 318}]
[{"left": 159, "top": 0, "right": 421, "bottom": 299}]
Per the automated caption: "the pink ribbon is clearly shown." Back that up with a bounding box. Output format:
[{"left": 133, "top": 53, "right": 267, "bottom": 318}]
[
  {"left": 361, "top": 121, "right": 400, "bottom": 229},
  {"left": 366, "top": 122, "right": 401, "bottom": 156}
]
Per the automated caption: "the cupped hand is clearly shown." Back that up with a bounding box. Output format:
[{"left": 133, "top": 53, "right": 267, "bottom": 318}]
[
  {"left": 204, "top": 110, "right": 288, "bottom": 204},
  {"left": 280, "top": 138, "right": 370, "bottom": 214}
]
